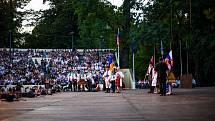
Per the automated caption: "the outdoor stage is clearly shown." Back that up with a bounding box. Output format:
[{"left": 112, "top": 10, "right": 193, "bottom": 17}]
[{"left": 0, "top": 87, "right": 215, "bottom": 121}]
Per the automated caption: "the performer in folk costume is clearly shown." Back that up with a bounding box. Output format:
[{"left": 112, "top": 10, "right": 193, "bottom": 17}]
[
  {"left": 165, "top": 50, "right": 175, "bottom": 95},
  {"left": 86, "top": 69, "right": 93, "bottom": 92},
  {"left": 82, "top": 71, "right": 87, "bottom": 91},
  {"left": 67, "top": 71, "right": 73, "bottom": 91},
  {"left": 110, "top": 68, "right": 116, "bottom": 93},
  {"left": 147, "top": 63, "right": 153, "bottom": 93},
  {"left": 76, "top": 70, "right": 81, "bottom": 91},
  {"left": 103, "top": 66, "right": 111, "bottom": 93},
  {"left": 117, "top": 68, "right": 124, "bottom": 89},
  {"left": 115, "top": 67, "right": 121, "bottom": 93},
  {"left": 72, "top": 70, "right": 77, "bottom": 92},
  {"left": 167, "top": 71, "right": 175, "bottom": 95},
  {"left": 151, "top": 68, "right": 158, "bottom": 93}
]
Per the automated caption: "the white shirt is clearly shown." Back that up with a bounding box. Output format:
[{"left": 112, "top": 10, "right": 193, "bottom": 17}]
[
  {"left": 81, "top": 73, "right": 87, "bottom": 81},
  {"left": 67, "top": 72, "right": 74, "bottom": 81},
  {"left": 77, "top": 73, "right": 81, "bottom": 81},
  {"left": 87, "top": 72, "right": 92, "bottom": 80},
  {"left": 110, "top": 74, "right": 116, "bottom": 82},
  {"left": 152, "top": 68, "right": 157, "bottom": 87},
  {"left": 103, "top": 70, "right": 111, "bottom": 81}
]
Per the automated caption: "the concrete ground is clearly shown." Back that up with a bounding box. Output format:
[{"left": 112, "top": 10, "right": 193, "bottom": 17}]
[{"left": 0, "top": 87, "right": 215, "bottom": 121}]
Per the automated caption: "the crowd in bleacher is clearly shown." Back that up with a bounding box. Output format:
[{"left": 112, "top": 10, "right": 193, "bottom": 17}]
[{"left": 0, "top": 48, "right": 121, "bottom": 101}]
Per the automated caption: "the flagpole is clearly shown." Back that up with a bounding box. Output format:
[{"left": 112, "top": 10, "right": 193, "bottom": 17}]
[
  {"left": 117, "top": 28, "right": 120, "bottom": 68},
  {"left": 131, "top": 37, "right": 136, "bottom": 89},
  {"left": 118, "top": 43, "right": 120, "bottom": 68},
  {"left": 132, "top": 49, "right": 135, "bottom": 89},
  {"left": 170, "top": 0, "right": 173, "bottom": 50},
  {"left": 180, "top": 39, "right": 183, "bottom": 76},
  {"left": 154, "top": 43, "right": 156, "bottom": 66},
  {"left": 161, "top": 40, "right": 164, "bottom": 60}
]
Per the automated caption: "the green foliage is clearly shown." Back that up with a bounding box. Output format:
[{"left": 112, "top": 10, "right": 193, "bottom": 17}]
[
  {"left": 130, "top": 0, "right": 215, "bottom": 85},
  {"left": 25, "top": 0, "right": 120, "bottom": 49},
  {"left": 0, "top": 0, "right": 31, "bottom": 48}
]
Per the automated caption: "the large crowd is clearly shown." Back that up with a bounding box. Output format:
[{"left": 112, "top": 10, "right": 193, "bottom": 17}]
[
  {"left": 0, "top": 49, "right": 124, "bottom": 101},
  {"left": 0, "top": 48, "right": 197, "bottom": 102}
]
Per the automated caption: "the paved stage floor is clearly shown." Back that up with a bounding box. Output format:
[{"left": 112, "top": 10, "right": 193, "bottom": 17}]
[{"left": 0, "top": 87, "right": 215, "bottom": 121}]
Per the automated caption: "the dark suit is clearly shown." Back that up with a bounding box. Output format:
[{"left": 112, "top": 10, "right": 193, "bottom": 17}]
[{"left": 155, "top": 61, "right": 168, "bottom": 96}]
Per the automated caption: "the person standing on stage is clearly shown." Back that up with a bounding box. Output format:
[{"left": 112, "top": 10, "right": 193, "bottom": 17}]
[
  {"left": 86, "top": 69, "right": 93, "bottom": 92},
  {"left": 147, "top": 63, "right": 153, "bottom": 93},
  {"left": 151, "top": 68, "right": 158, "bottom": 93},
  {"left": 110, "top": 68, "right": 116, "bottom": 93},
  {"left": 115, "top": 67, "right": 121, "bottom": 93},
  {"left": 118, "top": 68, "right": 124, "bottom": 90},
  {"left": 103, "top": 66, "right": 111, "bottom": 93},
  {"left": 72, "top": 70, "right": 77, "bottom": 92},
  {"left": 76, "top": 70, "right": 81, "bottom": 91},
  {"left": 155, "top": 57, "right": 168, "bottom": 96}
]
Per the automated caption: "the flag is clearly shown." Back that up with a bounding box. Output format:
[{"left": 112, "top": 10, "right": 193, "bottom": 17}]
[
  {"left": 165, "top": 50, "right": 173, "bottom": 70},
  {"left": 160, "top": 40, "right": 164, "bottom": 58},
  {"left": 110, "top": 63, "right": 114, "bottom": 72},
  {"left": 108, "top": 54, "right": 113, "bottom": 66},
  {"left": 108, "top": 54, "right": 113, "bottom": 71},
  {"left": 117, "top": 28, "right": 120, "bottom": 46}
]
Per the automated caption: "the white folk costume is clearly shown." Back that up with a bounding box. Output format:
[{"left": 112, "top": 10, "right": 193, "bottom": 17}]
[
  {"left": 118, "top": 71, "right": 124, "bottom": 87},
  {"left": 103, "top": 70, "right": 111, "bottom": 92},
  {"left": 151, "top": 68, "right": 157, "bottom": 87}
]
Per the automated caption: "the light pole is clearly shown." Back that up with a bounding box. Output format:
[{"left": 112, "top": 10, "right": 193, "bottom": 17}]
[
  {"left": 100, "top": 35, "right": 103, "bottom": 50},
  {"left": 132, "top": 48, "right": 135, "bottom": 89},
  {"left": 9, "top": 30, "right": 12, "bottom": 65},
  {"left": 70, "top": 31, "right": 74, "bottom": 51},
  {"left": 131, "top": 38, "right": 136, "bottom": 89},
  {"left": 9, "top": 0, "right": 13, "bottom": 65},
  {"left": 178, "top": 10, "right": 183, "bottom": 76},
  {"left": 99, "top": 36, "right": 103, "bottom": 61}
]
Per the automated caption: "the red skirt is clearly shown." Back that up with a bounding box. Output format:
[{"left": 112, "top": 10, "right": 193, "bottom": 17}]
[{"left": 115, "top": 77, "right": 120, "bottom": 87}]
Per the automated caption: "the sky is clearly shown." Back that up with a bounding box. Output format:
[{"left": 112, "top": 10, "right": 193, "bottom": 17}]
[
  {"left": 109, "top": 0, "right": 123, "bottom": 6},
  {"left": 23, "top": 0, "right": 123, "bottom": 10},
  {"left": 21, "top": 0, "right": 123, "bottom": 33},
  {"left": 24, "top": 0, "right": 50, "bottom": 11},
  {"left": 20, "top": 0, "right": 50, "bottom": 33}
]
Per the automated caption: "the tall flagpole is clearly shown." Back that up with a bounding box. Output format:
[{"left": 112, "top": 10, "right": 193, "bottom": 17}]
[
  {"left": 132, "top": 48, "right": 135, "bottom": 89},
  {"left": 131, "top": 37, "right": 136, "bottom": 89},
  {"left": 154, "top": 42, "right": 156, "bottom": 66},
  {"left": 161, "top": 40, "right": 164, "bottom": 60},
  {"left": 180, "top": 39, "right": 183, "bottom": 76},
  {"left": 170, "top": 0, "right": 173, "bottom": 50},
  {"left": 117, "top": 28, "right": 120, "bottom": 68}
]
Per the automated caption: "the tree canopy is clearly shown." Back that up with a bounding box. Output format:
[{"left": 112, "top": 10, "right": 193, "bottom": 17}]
[{"left": 0, "top": 0, "right": 31, "bottom": 47}]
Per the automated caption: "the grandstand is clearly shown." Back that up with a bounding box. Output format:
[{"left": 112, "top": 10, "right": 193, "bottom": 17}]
[{"left": 0, "top": 48, "right": 133, "bottom": 101}]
